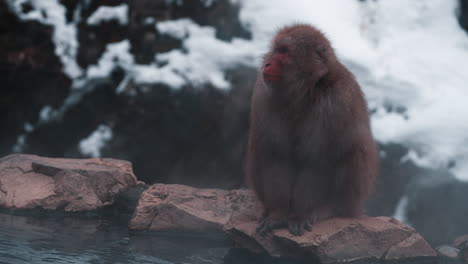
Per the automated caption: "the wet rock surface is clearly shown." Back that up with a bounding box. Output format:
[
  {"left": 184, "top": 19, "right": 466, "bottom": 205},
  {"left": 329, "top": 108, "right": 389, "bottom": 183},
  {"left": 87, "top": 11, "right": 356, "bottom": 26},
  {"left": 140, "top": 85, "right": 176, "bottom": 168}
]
[
  {"left": 436, "top": 245, "right": 460, "bottom": 259},
  {"left": 130, "top": 184, "right": 436, "bottom": 262},
  {"left": 454, "top": 235, "right": 468, "bottom": 263},
  {"left": 0, "top": 154, "right": 137, "bottom": 211}
]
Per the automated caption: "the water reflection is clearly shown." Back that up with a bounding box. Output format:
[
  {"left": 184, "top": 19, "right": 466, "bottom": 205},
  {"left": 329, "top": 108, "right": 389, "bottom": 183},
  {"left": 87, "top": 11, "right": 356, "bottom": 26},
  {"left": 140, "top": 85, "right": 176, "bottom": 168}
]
[{"left": 0, "top": 213, "right": 231, "bottom": 264}]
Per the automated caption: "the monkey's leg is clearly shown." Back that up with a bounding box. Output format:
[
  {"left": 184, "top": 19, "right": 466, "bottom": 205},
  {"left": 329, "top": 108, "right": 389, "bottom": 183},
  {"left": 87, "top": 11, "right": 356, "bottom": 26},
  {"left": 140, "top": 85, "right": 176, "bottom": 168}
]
[
  {"left": 334, "top": 149, "right": 375, "bottom": 217},
  {"left": 255, "top": 162, "right": 293, "bottom": 235},
  {"left": 288, "top": 168, "right": 331, "bottom": 235}
]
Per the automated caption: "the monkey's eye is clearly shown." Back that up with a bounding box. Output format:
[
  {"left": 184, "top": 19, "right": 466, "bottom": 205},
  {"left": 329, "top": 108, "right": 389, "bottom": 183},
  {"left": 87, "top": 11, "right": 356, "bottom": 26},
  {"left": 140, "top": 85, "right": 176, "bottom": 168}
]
[{"left": 276, "top": 46, "right": 289, "bottom": 54}]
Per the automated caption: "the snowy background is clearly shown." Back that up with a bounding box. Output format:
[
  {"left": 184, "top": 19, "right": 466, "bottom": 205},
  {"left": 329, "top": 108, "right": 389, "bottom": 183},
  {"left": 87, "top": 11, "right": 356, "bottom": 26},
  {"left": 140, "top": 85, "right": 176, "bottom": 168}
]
[{"left": 2, "top": 0, "right": 468, "bottom": 246}]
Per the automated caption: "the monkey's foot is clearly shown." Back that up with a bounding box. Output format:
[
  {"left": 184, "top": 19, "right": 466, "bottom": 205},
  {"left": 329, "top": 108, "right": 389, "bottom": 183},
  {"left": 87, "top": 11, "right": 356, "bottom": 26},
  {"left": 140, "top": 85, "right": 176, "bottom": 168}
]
[
  {"left": 256, "top": 216, "right": 287, "bottom": 235},
  {"left": 287, "top": 218, "right": 312, "bottom": 236}
]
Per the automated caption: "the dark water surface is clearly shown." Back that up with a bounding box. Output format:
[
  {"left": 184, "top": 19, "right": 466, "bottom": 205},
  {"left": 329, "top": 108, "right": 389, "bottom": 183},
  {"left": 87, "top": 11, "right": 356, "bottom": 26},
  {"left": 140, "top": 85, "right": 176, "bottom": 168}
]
[
  {"left": 0, "top": 213, "right": 233, "bottom": 264},
  {"left": 0, "top": 212, "right": 461, "bottom": 264}
]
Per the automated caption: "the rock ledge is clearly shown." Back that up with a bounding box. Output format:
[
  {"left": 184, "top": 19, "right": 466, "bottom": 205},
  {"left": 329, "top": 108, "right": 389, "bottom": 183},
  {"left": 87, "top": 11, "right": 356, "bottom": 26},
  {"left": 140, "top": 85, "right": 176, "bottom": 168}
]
[
  {"left": 0, "top": 154, "right": 137, "bottom": 211},
  {"left": 130, "top": 184, "right": 436, "bottom": 262}
]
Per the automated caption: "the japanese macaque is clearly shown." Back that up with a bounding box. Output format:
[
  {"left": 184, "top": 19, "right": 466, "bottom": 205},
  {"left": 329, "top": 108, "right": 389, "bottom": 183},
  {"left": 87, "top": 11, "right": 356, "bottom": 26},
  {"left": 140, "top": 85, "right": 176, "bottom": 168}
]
[{"left": 245, "top": 24, "right": 378, "bottom": 236}]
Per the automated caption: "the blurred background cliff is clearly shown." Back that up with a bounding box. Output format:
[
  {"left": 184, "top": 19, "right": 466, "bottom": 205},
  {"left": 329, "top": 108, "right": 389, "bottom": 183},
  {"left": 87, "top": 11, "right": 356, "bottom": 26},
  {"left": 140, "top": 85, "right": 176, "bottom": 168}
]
[{"left": 1, "top": 0, "right": 468, "bottom": 246}]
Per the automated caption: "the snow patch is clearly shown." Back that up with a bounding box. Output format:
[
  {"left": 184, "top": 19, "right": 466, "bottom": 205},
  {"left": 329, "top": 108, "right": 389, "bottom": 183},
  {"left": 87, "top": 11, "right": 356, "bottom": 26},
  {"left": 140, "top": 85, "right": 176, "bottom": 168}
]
[
  {"left": 393, "top": 195, "right": 410, "bottom": 226},
  {"left": 85, "top": 19, "right": 256, "bottom": 89},
  {"left": 155, "top": 19, "right": 256, "bottom": 89},
  {"left": 85, "top": 39, "right": 186, "bottom": 88},
  {"left": 8, "top": 0, "right": 82, "bottom": 78},
  {"left": 87, "top": 4, "right": 129, "bottom": 25},
  {"left": 23, "top": 123, "right": 34, "bottom": 133},
  {"left": 12, "top": 135, "right": 26, "bottom": 153},
  {"left": 87, "top": 40, "right": 134, "bottom": 79},
  {"left": 39, "top": 105, "right": 54, "bottom": 122},
  {"left": 79, "top": 125, "right": 113, "bottom": 158},
  {"left": 202, "top": 0, "right": 217, "bottom": 8}
]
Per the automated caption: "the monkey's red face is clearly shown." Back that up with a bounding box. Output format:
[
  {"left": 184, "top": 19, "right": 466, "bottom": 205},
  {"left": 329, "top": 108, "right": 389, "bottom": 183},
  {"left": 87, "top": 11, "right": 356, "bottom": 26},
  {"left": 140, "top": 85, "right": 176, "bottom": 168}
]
[
  {"left": 263, "top": 45, "right": 290, "bottom": 83},
  {"left": 262, "top": 26, "right": 332, "bottom": 93}
]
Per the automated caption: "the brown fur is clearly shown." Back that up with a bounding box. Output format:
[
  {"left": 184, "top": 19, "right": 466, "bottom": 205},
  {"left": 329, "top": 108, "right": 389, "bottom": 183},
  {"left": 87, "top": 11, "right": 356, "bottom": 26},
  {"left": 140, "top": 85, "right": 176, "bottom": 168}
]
[{"left": 245, "top": 24, "right": 378, "bottom": 235}]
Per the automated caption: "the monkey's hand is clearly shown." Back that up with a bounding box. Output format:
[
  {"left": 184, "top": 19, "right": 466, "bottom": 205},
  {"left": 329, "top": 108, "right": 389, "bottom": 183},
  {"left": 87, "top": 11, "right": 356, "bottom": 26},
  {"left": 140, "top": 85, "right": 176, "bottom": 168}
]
[{"left": 287, "top": 218, "right": 312, "bottom": 236}]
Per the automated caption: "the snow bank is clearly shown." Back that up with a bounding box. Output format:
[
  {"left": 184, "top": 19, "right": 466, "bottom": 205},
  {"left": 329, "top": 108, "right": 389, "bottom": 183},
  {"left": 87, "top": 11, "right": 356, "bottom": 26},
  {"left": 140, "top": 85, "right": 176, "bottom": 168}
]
[
  {"left": 86, "top": 19, "right": 256, "bottom": 89},
  {"left": 238, "top": 0, "right": 468, "bottom": 181},
  {"left": 155, "top": 19, "right": 256, "bottom": 89}
]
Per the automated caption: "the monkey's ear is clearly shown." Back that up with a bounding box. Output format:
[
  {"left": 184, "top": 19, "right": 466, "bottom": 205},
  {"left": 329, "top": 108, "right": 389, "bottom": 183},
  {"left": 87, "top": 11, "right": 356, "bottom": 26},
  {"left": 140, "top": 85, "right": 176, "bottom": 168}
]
[
  {"left": 316, "top": 45, "right": 328, "bottom": 63},
  {"left": 311, "top": 45, "right": 329, "bottom": 81}
]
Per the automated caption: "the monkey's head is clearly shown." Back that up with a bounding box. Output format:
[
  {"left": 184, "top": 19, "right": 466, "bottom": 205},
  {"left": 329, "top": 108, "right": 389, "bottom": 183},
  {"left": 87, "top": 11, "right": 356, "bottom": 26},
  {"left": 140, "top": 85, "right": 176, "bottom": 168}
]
[{"left": 262, "top": 24, "right": 334, "bottom": 93}]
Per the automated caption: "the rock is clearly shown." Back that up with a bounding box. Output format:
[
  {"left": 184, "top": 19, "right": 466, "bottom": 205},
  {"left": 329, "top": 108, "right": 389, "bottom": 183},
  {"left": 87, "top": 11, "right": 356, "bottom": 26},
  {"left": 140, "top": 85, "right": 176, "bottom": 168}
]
[
  {"left": 129, "top": 184, "right": 436, "bottom": 262},
  {"left": 227, "top": 215, "right": 436, "bottom": 262},
  {"left": 0, "top": 154, "right": 137, "bottom": 211},
  {"left": 108, "top": 182, "right": 149, "bottom": 222},
  {"left": 459, "top": 0, "right": 468, "bottom": 33},
  {"left": 454, "top": 235, "right": 468, "bottom": 263},
  {"left": 436, "top": 245, "right": 460, "bottom": 259},
  {"left": 112, "top": 182, "right": 149, "bottom": 215},
  {"left": 129, "top": 184, "right": 247, "bottom": 231},
  {"left": 454, "top": 235, "right": 468, "bottom": 249}
]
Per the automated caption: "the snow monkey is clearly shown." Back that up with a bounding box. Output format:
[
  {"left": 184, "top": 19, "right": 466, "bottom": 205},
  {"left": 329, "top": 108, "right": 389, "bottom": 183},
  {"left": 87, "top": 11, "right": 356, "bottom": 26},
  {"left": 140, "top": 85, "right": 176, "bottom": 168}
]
[{"left": 246, "top": 24, "right": 378, "bottom": 235}]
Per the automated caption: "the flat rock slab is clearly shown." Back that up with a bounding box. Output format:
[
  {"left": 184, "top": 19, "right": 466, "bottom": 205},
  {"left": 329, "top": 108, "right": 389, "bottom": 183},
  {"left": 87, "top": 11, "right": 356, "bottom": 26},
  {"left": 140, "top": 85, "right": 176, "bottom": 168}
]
[
  {"left": 0, "top": 154, "right": 137, "bottom": 211},
  {"left": 228, "top": 216, "right": 437, "bottom": 262},
  {"left": 129, "top": 184, "right": 252, "bottom": 231},
  {"left": 130, "top": 184, "right": 436, "bottom": 262}
]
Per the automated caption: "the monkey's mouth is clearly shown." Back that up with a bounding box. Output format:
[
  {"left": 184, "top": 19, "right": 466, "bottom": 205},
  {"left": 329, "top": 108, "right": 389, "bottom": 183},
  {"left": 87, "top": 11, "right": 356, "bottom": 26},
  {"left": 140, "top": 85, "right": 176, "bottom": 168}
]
[{"left": 263, "top": 73, "right": 281, "bottom": 81}]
